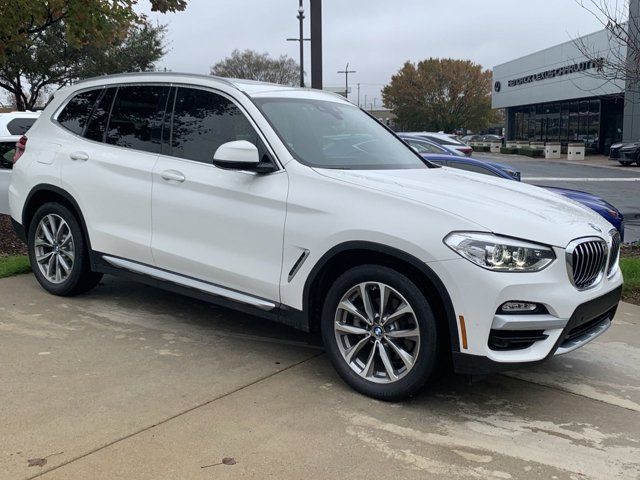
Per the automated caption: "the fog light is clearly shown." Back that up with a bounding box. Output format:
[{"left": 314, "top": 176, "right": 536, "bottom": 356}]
[{"left": 499, "top": 301, "right": 543, "bottom": 313}]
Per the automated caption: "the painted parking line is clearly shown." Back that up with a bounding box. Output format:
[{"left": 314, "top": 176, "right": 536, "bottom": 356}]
[{"left": 523, "top": 177, "right": 640, "bottom": 182}]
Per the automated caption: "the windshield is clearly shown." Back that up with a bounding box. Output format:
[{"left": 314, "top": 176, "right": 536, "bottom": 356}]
[{"left": 254, "top": 98, "right": 427, "bottom": 169}]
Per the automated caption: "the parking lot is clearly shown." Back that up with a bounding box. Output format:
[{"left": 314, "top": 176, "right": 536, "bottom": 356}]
[
  {"left": 2, "top": 272, "right": 639, "bottom": 480},
  {"left": 476, "top": 153, "right": 640, "bottom": 243}
]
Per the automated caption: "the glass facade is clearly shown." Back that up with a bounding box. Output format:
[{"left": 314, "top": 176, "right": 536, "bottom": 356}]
[{"left": 507, "top": 96, "right": 623, "bottom": 153}]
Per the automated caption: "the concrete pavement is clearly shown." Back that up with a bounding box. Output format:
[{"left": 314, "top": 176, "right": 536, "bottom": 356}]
[{"left": 1, "top": 274, "right": 639, "bottom": 480}]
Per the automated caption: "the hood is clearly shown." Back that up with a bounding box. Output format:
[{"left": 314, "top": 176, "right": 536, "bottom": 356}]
[{"left": 314, "top": 167, "right": 614, "bottom": 247}]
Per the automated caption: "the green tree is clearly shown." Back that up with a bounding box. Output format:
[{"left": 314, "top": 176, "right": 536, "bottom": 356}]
[
  {"left": 211, "top": 49, "right": 301, "bottom": 86},
  {"left": 0, "top": 0, "right": 186, "bottom": 60},
  {"left": 382, "top": 58, "right": 495, "bottom": 132},
  {"left": 0, "top": 21, "right": 166, "bottom": 110}
]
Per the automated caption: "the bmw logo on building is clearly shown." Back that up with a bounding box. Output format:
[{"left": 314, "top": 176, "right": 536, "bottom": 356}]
[{"left": 494, "top": 81, "right": 501, "bottom": 92}]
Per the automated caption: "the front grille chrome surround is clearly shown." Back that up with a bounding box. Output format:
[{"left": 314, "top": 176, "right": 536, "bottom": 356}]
[
  {"left": 566, "top": 237, "right": 608, "bottom": 290},
  {"left": 607, "top": 229, "right": 621, "bottom": 277}
]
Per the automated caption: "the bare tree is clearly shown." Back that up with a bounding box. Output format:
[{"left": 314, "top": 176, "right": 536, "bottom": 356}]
[
  {"left": 574, "top": 0, "right": 639, "bottom": 90},
  {"left": 211, "top": 49, "right": 301, "bottom": 86}
]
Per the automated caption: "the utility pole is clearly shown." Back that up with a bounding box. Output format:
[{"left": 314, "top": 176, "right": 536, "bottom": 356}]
[
  {"left": 286, "top": 0, "right": 310, "bottom": 87},
  {"left": 357, "top": 83, "right": 360, "bottom": 107},
  {"left": 337, "top": 62, "right": 356, "bottom": 99},
  {"left": 310, "top": 0, "right": 323, "bottom": 89}
]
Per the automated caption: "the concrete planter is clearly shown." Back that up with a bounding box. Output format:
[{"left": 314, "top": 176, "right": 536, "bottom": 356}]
[
  {"left": 489, "top": 141, "right": 501, "bottom": 153},
  {"left": 505, "top": 141, "right": 518, "bottom": 148},
  {"left": 544, "top": 143, "right": 561, "bottom": 159},
  {"left": 529, "top": 141, "right": 545, "bottom": 151},
  {"left": 567, "top": 142, "right": 586, "bottom": 160}
]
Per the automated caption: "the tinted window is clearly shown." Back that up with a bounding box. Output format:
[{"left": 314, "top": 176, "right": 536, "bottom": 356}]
[
  {"left": 171, "top": 88, "right": 260, "bottom": 163},
  {"left": 84, "top": 88, "right": 116, "bottom": 142},
  {"left": 0, "top": 141, "right": 15, "bottom": 169},
  {"left": 106, "top": 85, "right": 169, "bottom": 153},
  {"left": 448, "top": 162, "right": 500, "bottom": 177},
  {"left": 6, "top": 118, "right": 36, "bottom": 135},
  {"left": 57, "top": 90, "right": 101, "bottom": 135}
]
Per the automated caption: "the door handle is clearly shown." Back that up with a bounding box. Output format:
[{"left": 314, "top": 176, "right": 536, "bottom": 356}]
[
  {"left": 160, "top": 169, "right": 186, "bottom": 183},
  {"left": 69, "top": 151, "right": 89, "bottom": 162}
]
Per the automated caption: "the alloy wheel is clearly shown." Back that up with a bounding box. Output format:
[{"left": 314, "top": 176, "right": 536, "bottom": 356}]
[
  {"left": 34, "top": 214, "right": 75, "bottom": 284},
  {"left": 334, "top": 282, "right": 420, "bottom": 384}
]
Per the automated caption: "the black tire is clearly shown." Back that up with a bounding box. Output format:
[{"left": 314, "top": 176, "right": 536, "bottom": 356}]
[
  {"left": 619, "top": 161, "right": 633, "bottom": 166},
  {"left": 321, "top": 265, "right": 440, "bottom": 401},
  {"left": 28, "top": 202, "right": 102, "bottom": 296}
]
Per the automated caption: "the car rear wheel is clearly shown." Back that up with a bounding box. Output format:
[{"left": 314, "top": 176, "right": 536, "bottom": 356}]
[
  {"left": 28, "top": 202, "right": 102, "bottom": 296},
  {"left": 321, "top": 265, "right": 440, "bottom": 401}
]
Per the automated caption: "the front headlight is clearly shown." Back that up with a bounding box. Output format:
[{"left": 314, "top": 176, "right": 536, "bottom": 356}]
[{"left": 444, "top": 232, "right": 555, "bottom": 272}]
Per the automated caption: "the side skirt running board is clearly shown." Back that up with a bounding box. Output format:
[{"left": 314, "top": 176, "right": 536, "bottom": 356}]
[{"left": 102, "top": 255, "right": 276, "bottom": 311}]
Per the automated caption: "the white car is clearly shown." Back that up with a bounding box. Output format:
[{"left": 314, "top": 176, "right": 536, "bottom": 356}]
[
  {"left": 402, "top": 132, "right": 473, "bottom": 156},
  {"left": 8, "top": 73, "right": 622, "bottom": 400},
  {"left": 0, "top": 111, "right": 40, "bottom": 214}
]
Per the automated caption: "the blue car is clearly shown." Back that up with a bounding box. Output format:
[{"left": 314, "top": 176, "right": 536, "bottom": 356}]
[{"left": 398, "top": 135, "right": 624, "bottom": 239}]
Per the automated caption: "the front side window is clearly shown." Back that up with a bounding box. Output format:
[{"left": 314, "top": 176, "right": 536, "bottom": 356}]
[
  {"left": 7, "top": 118, "right": 36, "bottom": 136},
  {"left": 106, "top": 85, "right": 169, "bottom": 154},
  {"left": 170, "top": 87, "right": 261, "bottom": 163},
  {"left": 254, "top": 98, "right": 426, "bottom": 169},
  {"left": 57, "top": 89, "right": 102, "bottom": 135}
]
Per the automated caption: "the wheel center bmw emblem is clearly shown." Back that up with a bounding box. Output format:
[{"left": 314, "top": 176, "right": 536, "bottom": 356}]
[
  {"left": 589, "top": 223, "right": 602, "bottom": 233},
  {"left": 373, "top": 326, "right": 383, "bottom": 337}
]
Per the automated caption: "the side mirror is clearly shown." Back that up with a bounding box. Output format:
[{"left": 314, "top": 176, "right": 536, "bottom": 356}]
[{"left": 213, "top": 140, "right": 260, "bottom": 168}]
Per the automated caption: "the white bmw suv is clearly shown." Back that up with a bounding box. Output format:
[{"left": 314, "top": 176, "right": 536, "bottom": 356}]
[{"left": 9, "top": 73, "right": 622, "bottom": 400}]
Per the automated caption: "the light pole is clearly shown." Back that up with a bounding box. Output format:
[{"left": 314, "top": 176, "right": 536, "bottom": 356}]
[
  {"left": 337, "top": 62, "right": 356, "bottom": 99},
  {"left": 286, "top": 0, "right": 310, "bottom": 87},
  {"left": 310, "top": 0, "right": 323, "bottom": 89}
]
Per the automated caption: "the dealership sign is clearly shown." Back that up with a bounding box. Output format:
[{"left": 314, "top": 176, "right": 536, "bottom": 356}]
[{"left": 504, "top": 58, "right": 604, "bottom": 88}]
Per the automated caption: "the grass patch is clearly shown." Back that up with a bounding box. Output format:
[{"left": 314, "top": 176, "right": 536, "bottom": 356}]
[
  {"left": 620, "top": 256, "right": 640, "bottom": 304},
  {"left": 0, "top": 255, "right": 31, "bottom": 279}
]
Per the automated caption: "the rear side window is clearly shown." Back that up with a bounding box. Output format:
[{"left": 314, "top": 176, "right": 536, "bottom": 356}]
[
  {"left": 0, "top": 141, "right": 15, "bottom": 169},
  {"left": 84, "top": 88, "right": 116, "bottom": 142},
  {"left": 6, "top": 118, "right": 36, "bottom": 135},
  {"left": 170, "top": 87, "right": 260, "bottom": 163},
  {"left": 57, "top": 89, "right": 102, "bottom": 135},
  {"left": 106, "top": 85, "right": 169, "bottom": 154}
]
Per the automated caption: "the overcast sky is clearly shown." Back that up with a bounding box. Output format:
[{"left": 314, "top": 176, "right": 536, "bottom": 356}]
[{"left": 142, "top": 0, "right": 605, "bottom": 108}]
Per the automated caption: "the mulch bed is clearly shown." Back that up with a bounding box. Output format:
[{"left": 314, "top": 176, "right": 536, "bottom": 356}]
[
  {"left": 0, "top": 214, "right": 27, "bottom": 257},
  {"left": 621, "top": 243, "right": 640, "bottom": 258}
]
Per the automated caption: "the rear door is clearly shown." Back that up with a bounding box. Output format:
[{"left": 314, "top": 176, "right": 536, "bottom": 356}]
[
  {"left": 151, "top": 86, "right": 288, "bottom": 302},
  {"left": 59, "top": 85, "right": 170, "bottom": 264}
]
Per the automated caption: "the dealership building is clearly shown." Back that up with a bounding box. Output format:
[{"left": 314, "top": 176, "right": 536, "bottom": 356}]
[{"left": 492, "top": 28, "right": 636, "bottom": 154}]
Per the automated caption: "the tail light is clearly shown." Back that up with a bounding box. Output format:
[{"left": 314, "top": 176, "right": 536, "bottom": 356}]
[{"left": 13, "top": 135, "right": 27, "bottom": 164}]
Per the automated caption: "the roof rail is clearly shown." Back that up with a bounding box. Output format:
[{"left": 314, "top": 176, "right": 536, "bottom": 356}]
[{"left": 73, "top": 71, "right": 238, "bottom": 89}]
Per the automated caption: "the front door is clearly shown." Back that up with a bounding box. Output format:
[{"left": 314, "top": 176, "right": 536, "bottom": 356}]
[{"left": 151, "top": 87, "right": 288, "bottom": 303}]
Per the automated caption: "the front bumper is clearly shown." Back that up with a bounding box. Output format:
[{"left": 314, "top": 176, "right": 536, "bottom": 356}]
[
  {"left": 427, "top": 244, "right": 623, "bottom": 374},
  {"left": 452, "top": 285, "right": 621, "bottom": 374}
]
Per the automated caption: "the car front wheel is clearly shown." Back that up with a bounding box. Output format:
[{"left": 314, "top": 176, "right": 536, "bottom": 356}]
[
  {"left": 321, "top": 265, "right": 440, "bottom": 401},
  {"left": 28, "top": 202, "right": 102, "bottom": 296}
]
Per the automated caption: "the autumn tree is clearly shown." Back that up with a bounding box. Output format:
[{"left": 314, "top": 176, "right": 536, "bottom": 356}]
[
  {"left": 0, "top": 21, "right": 166, "bottom": 110},
  {"left": 382, "top": 58, "right": 495, "bottom": 132},
  {"left": 211, "top": 49, "right": 301, "bottom": 86},
  {"left": 0, "top": 0, "right": 186, "bottom": 60}
]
